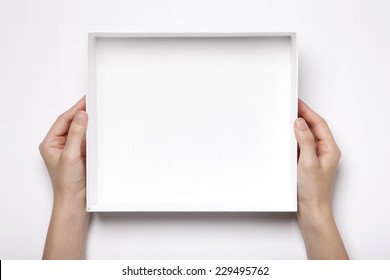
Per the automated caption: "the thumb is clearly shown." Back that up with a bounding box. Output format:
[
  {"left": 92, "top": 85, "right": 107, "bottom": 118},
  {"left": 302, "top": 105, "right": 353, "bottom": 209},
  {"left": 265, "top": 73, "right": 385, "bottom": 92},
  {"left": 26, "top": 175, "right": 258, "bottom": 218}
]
[
  {"left": 294, "top": 118, "right": 317, "bottom": 164},
  {"left": 63, "top": 111, "right": 88, "bottom": 159}
]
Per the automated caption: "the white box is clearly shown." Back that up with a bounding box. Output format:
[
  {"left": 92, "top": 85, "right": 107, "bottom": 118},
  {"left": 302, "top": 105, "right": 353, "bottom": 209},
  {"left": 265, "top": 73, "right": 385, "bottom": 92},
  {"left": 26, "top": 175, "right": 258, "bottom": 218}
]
[{"left": 87, "top": 32, "right": 298, "bottom": 212}]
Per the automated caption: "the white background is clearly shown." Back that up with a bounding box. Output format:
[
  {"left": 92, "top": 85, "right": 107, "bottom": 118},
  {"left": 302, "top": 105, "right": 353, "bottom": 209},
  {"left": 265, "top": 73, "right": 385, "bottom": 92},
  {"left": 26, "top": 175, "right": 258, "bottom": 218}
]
[{"left": 0, "top": 0, "right": 389, "bottom": 259}]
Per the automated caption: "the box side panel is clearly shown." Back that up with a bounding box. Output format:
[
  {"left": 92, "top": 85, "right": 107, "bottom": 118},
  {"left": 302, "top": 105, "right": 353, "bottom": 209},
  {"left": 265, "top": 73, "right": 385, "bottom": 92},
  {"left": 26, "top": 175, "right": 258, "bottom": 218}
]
[
  {"left": 89, "top": 32, "right": 297, "bottom": 39},
  {"left": 86, "top": 33, "right": 98, "bottom": 211},
  {"left": 290, "top": 33, "right": 298, "bottom": 211}
]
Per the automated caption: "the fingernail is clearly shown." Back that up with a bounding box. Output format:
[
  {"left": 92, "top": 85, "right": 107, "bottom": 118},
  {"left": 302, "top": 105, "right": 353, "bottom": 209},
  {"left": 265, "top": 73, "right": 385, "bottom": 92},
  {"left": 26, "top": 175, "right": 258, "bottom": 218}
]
[
  {"left": 74, "top": 111, "right": 87, "bottom": 123},
  {"left": 296, "top": 118, "right": 308, "bottom": 131}
]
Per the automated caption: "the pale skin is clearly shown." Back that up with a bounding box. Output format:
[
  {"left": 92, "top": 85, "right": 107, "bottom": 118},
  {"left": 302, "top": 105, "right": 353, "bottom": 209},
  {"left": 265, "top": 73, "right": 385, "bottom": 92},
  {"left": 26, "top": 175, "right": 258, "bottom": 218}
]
[
  {"left": 40, "top": 96, "right": 89, "bottom": 259},
  {"left": 40, "top": 97, "right": 348, "bottom": 260},
  {"left": 295, "top": 99, "right": 348, "bottom": 260}
]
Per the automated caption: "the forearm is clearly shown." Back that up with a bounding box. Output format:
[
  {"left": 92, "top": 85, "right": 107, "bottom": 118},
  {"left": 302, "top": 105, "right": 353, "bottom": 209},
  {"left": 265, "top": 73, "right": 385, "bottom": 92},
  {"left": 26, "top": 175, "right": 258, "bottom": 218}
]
[
  {"left": 43, "top": 198, "right": 89, "bottom": 260},
  {"left": 298, "top": 205, "right": 348, "bottom": 260}
]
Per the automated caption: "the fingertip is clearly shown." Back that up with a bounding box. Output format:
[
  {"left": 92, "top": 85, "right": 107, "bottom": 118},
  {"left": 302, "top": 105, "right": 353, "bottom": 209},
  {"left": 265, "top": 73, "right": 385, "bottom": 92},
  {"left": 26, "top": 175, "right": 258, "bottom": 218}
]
[
  {"left": 295, "top": 118, "right": 309, "bottom": 131},
  {"left": 63, "top": 111, "right": 88, "bottom": 157},
  {"left": 297, "top": 99, "right": 312, "bottom": 117},
  {"left": 78, "top": 95, "right": 86, "bottom": 102},
  {"left": 73, "top": 111, "right": 88, "bottom": 124},
  {"left": 295, "top": 118, "right": 315, "bottom": 147},
  {"left": 74, "top": 95, "right": 86, "bottom": 111}
]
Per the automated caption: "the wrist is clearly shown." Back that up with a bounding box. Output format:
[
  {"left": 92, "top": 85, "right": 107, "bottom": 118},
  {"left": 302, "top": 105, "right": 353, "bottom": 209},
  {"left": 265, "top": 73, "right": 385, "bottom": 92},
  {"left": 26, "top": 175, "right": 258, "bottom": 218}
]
[
  {"left": 297, "top": 201, "right": 334, "bottom": 226},
  {"left": 44, "top": 192, "right": 89, "bottom": 260},
  {"left": 53, "top": 194, "right": 88, "bottom": 216}
]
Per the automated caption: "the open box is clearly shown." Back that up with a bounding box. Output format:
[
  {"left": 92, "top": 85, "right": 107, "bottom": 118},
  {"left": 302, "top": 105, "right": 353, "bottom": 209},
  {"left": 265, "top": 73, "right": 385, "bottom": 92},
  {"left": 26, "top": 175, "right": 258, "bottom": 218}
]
[{"left": 86, "top": 32, "right": 298, "bottom": 212}]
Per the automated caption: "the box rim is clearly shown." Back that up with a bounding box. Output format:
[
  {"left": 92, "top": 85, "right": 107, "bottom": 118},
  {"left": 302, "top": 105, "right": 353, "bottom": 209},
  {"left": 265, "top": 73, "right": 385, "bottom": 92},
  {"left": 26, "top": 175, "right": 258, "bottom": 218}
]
[{"left": 86, "top": 32, "right": 298, "bottom": 212}]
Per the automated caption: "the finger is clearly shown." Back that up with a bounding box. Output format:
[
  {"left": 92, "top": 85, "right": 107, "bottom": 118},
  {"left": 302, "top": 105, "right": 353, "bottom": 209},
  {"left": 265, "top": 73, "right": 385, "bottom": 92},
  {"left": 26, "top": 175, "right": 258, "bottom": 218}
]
[
  {"left": 63, "top": 111, "right": 88, "bottom": 159},
  {"left": 298, "top": 99, "right": 337, "bottom": 151},
  {"left": 46, "top": 96, "right": 86, "bottom": 138},
  {"left": 81, "top": 135, "right": 86, "bottom": 158},
  {"left": 294, "top": 118, "right": 317, "bottom": 164}
]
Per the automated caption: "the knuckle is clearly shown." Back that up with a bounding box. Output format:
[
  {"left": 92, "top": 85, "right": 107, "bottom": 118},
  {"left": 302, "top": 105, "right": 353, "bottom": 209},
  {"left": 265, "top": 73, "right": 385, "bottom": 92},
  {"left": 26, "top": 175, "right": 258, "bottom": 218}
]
[
  {"left": 57, "top": 113, "right": 70, "bottom": 125},
  {"left": 39, "top": 141, "right": 47, "bottom": 155},
  {"left": 301, "top": 132, "right": 315, "bottom": 144},
  {"left": 334, "top": 146, "right": 342, "bottom": 161},
  {"left": 61, "top": 150, "right": 77, "bottom": 163},
  {"left": 300, "top": 159, "right": 318, "bottom": 170},
  {"left": 69, "top": 121, "right": 85, "bottom": 135},
  {"left": 315, "top": 116, "right": 328, "bottom": 128},
  {"left": 327, "top": 143, "right": 341, "bottom": 161},
  {"left": 57, "top": 113, "right": 65, "bottom": 122}
]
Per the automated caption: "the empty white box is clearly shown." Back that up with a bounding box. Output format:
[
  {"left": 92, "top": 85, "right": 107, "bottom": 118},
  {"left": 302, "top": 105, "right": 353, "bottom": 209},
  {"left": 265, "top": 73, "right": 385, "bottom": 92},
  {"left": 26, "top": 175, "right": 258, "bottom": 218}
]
[{"left": 87, "top": 32, "right": 298, "bottom": 212}]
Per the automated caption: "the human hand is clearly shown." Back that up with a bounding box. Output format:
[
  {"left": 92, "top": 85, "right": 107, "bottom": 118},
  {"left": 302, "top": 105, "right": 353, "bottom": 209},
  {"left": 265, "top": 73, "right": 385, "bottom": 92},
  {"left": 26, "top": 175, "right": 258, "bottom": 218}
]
[
  {"left": 294, "top": 99, "right": 341, "bottom": 215},
  {"left": 294, "top": 99, "right": 348, "bottom": 259},
  {"left": 39, "top": 96, "right": 88, "bottom": 210},
  {"left": 40, "top": 96, "right": 89, "bottom": 259}
]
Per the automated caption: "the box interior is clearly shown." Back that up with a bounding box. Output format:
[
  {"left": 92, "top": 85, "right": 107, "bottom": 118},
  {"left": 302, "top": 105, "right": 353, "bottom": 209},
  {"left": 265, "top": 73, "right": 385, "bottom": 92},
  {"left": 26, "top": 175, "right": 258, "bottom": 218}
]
[{"left": 87, "top": 34, "right": 297, "bottom": 211}]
